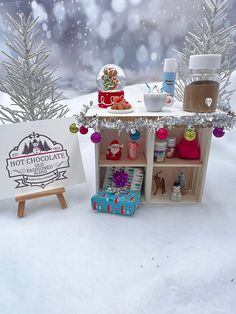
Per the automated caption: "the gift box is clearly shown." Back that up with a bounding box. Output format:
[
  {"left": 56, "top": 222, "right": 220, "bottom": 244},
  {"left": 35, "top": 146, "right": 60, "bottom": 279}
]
[
  {"left": 91, "top": 189, "right": 141, "bottom": 216},
  {"left": 103, "top": 167, "right": 144, "bottom": 191}
]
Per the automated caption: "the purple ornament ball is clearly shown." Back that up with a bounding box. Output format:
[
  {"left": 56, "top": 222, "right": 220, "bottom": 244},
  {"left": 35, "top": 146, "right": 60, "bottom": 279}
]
[
  {"left": 213, "top": 127, "right": 225, "bottom": 138},
  {"left": 91, "top": 131, "right": 102, "bottom": 143}
]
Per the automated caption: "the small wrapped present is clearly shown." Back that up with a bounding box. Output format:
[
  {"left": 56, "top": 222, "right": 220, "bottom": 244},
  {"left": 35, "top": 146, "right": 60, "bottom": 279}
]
[
  {"left": 91, "top": 188, "right": 140, "bottom": 216},
  {"left": 103, "top": 167, "right": 143, "bottom": 191}
]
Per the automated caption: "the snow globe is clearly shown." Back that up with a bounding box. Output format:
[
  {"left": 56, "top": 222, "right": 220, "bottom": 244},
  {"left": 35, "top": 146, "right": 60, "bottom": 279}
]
[{"left": 96, "top": 64, "right": 126, "bottom": 108}]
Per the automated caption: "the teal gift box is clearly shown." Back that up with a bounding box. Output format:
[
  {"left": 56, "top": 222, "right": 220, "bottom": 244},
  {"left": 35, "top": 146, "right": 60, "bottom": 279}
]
[{"left": 91, "top": 189, "right": 141, "bottom": 216}]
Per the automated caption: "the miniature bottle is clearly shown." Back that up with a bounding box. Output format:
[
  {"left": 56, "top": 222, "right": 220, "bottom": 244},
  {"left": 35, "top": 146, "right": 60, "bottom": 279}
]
[
  {"left": 128, "top": 141, "right": 138, "bottom": 160},
  {"left": 177, "top": 169, "right": 187, "bottom": 195},
  {"left": 154, "top": 141, "right": 167, "bottom": 163},
  {"left": 162, "top": 58, "right": 177, "bottom": 97},
  {"left": 166, "top": 137, "right": 176, "bottom": 159}
]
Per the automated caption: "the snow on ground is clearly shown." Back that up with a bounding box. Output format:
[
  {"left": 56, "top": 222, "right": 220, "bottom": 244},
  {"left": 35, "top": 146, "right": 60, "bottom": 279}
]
[{"left": 0, "top": 86, "right": 236, "bottom": 314}]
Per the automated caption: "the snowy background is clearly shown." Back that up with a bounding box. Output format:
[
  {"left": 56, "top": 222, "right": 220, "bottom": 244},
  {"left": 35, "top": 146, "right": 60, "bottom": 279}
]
[
  {"left": 0, "top": 0, "right": 236, "bottom": 94},
  {"left": 0, "top": 1, "right": 236, "bottom": 313}
]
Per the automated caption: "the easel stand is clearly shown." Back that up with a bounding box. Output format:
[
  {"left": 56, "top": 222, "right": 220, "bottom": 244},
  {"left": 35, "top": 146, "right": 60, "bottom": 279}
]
[{"left": 15, "top": 187, "right": 67, "bottom": 218}]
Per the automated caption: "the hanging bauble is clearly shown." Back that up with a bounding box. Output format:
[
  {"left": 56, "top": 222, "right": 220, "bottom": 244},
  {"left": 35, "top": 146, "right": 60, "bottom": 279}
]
[
  {"left": 91, "top": 132, "right": 102, "bottom": 143},
  {"left": 156, "top": 128, "right": 168, "bottom": 140},
  {"left": 130, "top": 130, "right": 140, "bottom": 141},
  {"left": 213, "top": 127, "right": 225, "bottom": 138},
  {"left": 69, "top": 123, "right": 79, "bottom": 134},
  {"left": 79, "top": 125, "right": 88, "bottom": 135},
  {"left": 184, "top": 128, "right": 196, "bottom": 141}
]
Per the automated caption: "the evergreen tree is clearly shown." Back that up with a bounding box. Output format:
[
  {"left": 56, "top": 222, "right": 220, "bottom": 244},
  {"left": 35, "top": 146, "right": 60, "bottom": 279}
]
[
  {"left": 43, "top": 140, "right": 51, "bottom": 151},
  {"left": 22, "top": 143, "right": 29, "bottom": 154},
  {"left": 0, "top": 13, "right": 69, "bottom": 123},
  {"left": 38, "top": 140, "right": 44, "bottom": 151},
  {"left": 28, "top": 141, "right": 34, "bottom": 154}
]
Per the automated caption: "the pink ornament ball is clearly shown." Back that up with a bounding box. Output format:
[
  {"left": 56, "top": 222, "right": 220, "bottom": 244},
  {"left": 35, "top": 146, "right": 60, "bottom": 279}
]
[
  {"left": 80, "top": 125, "right": 88, "bottom": 135},
  {"left": 213, "top": 127, "right": 225, "bottom": 138},
  {"left": 156, "top": 128, "right": 168, "bottom": 140},
  {"left": 91, "top": 132, "right": 102, "bottom": 143}
]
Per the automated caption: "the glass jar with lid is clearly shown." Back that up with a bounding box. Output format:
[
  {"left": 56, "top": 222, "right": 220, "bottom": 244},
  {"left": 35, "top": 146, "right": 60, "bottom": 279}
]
[
  {"left": 154, "top": 140, "right": 167, "bottom": 163},
  {"left": 183, "top": 54, "right": 221, "bottom": 113}
]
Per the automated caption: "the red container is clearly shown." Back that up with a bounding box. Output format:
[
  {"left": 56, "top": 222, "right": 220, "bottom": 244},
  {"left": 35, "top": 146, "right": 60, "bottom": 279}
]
[
  {"left": 98, "top": 90, "right": 124, "bottom": 108},
  {"left": 177, "top": 138, "right": 200, "bottom": 160}
]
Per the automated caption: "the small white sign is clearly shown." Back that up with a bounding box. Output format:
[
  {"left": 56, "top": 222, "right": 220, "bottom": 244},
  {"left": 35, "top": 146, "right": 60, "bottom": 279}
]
[{"left": 0, "top": 117, "right": 85, "bottom": 200}]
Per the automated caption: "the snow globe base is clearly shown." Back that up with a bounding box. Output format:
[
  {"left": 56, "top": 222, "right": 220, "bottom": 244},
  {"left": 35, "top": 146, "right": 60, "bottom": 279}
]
[{"left": 98, "top": 90, "right": 124, "bottom": 108}]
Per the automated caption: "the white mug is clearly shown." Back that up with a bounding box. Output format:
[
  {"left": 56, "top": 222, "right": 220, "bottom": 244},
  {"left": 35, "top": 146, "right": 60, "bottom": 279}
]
[{"left": 144, "top": 92, "right": 174, "bottom": 112}]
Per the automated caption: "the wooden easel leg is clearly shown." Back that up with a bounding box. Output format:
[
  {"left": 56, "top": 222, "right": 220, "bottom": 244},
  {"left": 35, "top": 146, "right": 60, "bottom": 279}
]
[
  {"left": 18, "top": 201, "right": 25, "bottom": 218},
  {"left": 56, "top": 193, "right": 67, "bottom": 209},
  {"left": 15, "top": 188, "right": 67, "bottom": 217}
]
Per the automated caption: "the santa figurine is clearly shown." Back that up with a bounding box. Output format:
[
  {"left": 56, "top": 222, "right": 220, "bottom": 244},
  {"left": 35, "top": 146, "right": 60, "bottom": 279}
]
[{"left": 106, "top": 140, "right": 124, "bottom": 160}]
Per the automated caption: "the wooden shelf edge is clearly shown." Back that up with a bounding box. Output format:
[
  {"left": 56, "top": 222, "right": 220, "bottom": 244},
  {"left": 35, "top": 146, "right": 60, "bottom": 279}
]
[
  {"left": 153, "top": 158, "right": 203, "bottom": 168},
  {"left": 98, "top": 152, "right": 147, "bottom": 167},
  {"left": 149, "top": 192, "right": 198, "bottom": 205}
]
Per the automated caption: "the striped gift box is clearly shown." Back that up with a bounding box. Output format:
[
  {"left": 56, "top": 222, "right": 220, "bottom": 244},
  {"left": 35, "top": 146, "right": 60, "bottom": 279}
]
[{"left": 103, "top": 167, "right": 143, "bottom": 192}]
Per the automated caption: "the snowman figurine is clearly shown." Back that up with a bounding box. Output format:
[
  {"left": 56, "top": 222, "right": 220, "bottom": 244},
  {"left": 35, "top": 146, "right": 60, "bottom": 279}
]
[
  {"left": 32, "top": 139, "right": 41, "bottom": 155},
  {"left": 170, "top": 182, "right": 182, "bottom": 202}
]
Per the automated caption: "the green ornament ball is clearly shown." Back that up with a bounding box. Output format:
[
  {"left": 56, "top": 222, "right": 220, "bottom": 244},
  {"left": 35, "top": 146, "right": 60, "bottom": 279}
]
[
  {"left": 69, "top": 123, "right": 79, "bottom": 134},
  {"left": 184, "top": 128, "right": 196, "bottom": 141}
]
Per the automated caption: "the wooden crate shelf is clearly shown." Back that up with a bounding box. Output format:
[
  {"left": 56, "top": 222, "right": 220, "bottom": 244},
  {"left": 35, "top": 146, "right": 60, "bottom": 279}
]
[
  {"left": 153, "top": 158, "right": 203, "bottom": 168},
  {"left": 90, "top": 101, "right": 213, "bottom": 205},
  {"left": 98, "top": 152, "right": 147, "bottom": 167}
]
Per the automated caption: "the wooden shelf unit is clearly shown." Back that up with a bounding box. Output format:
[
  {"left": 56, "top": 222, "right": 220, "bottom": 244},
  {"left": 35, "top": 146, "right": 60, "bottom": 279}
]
[{"left": 94, "top": 126, "right": 212, "bottom": 205}]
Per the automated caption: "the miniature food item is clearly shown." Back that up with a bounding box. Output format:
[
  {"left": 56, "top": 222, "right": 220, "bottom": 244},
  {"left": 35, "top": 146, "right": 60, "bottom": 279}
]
[{"left": 111, "top": 96, "right": 132, "bottom": 110}]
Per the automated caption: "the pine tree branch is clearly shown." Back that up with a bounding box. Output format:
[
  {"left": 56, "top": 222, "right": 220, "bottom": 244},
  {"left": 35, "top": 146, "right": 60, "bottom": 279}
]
[{"left": 0, "top": 14, "right": 69, "bottom": 124}]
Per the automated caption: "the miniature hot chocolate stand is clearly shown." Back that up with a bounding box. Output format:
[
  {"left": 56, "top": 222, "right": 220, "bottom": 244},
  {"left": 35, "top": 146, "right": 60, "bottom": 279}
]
[{"left": 72, "top": 61, "right": 236, "bottom": 216}]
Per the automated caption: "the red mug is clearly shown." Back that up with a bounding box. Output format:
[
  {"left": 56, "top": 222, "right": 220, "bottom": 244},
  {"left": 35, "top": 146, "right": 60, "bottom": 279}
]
[{"left": 98, "top": 90, "right": 124, "bottom": 108}]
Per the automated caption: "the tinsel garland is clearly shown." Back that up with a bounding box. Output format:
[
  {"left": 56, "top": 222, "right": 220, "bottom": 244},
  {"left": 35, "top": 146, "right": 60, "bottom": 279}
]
[{"left": 74, "top": 101, "right": 236, "bottom": 132}]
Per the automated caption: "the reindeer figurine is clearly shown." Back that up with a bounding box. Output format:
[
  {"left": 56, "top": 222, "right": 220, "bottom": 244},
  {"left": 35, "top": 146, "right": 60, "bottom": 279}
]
[{"left": 153, "top": 171, "right": 166, "bottom": 196}]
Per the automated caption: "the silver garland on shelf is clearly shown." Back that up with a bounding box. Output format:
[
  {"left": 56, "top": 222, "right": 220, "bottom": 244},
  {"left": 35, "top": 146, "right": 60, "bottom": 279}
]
[
  {"left": 75, "top": 101, "right": 236, "bottom": 133},
  {"left": 174, "top": 0, "right": 236, "bottom": 112},
  {"left": 0, "top": 14, "right": 69, "bottom": 124}
]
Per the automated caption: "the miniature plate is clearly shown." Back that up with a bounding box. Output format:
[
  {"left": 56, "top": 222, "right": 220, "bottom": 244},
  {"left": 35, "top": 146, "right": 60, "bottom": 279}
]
[{"left": 107, "top": 108, "right": 134, "bottom": 114}]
